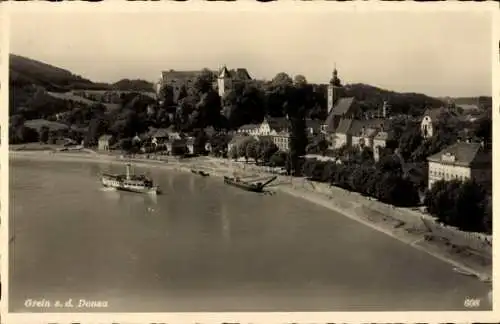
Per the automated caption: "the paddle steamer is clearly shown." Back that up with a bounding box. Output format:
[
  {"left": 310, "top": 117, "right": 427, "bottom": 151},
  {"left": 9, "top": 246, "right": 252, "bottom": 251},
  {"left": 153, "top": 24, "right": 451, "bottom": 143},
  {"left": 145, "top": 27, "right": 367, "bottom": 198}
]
[{"left": 101, "top": 163, "right": 159, "bottom": 194}]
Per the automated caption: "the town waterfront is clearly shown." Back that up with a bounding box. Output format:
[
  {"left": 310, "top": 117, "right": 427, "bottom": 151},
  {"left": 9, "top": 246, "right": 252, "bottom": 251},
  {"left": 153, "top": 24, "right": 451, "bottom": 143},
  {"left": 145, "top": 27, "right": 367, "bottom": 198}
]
[{"left": 9, "top": 158, "right": 491, "bottom": 312}]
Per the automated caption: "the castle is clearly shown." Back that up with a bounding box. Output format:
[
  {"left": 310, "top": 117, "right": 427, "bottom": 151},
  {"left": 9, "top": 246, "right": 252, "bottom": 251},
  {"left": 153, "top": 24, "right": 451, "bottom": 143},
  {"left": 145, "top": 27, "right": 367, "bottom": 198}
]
[{"left": 155, "top": 66, "right": 252, "bottom": 102}]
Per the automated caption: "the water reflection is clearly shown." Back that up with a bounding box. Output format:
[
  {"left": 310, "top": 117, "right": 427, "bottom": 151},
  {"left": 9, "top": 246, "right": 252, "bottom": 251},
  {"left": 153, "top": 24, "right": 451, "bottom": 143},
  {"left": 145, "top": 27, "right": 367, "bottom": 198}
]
[
  {"left": 221, "top": 203, "right": 231, "bottom": 243},
  {"left": 189, "top": 174, "right": 195, "bottom": 193}
]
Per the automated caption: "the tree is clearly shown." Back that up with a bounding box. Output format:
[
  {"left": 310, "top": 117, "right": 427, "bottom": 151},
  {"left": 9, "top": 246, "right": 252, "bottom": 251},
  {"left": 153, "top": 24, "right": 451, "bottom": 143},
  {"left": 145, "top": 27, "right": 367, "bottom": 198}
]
[
  {"left": 375, "top": 172, "right": 419, "bottom": 206},
  {"left": 257, "top": 138, "right": 279, "bottom": 163},
  {"left": 424, "top": 179, "right": 490, "bottom": 233},
  {"left": 246, "top": 138, "right": 260, "bottom": 163},
  {"left": 349, "top": 166, "right": 373, "bottom": 194},
  {"left": 171, "top": 144, "right": 188, "bottom": 156},
  {"left": 229, "top": 145, "right": 239, "bottom": 160},
  {"left": 209, "top": 132, "right": 230, "bottom": 157},
  {"left": 194, "top": 90, "right": 222, "bottom": 129},
  {"left": 376, "top": 154, "right": 403, "bottom": 177},
  {"left": 39, "top": 126, "right": 49, "bottom": 144},
  {"left": 159, "top": 84, "right": 175, "bottom": 108},
  {"left": 86, "top": 117, "right": 109, "bottom": 147},
  {"left": 119, "top": 138, "right": 133, "bottom": 153},
  {"left": 193, "top": 129, "right": 208, "bottom": 155},
  {"left": 398, "top": 121, "right": 423, "bottom": 161},
  {"left": 222, "top": 81, "right": 266, "bottom": 130},
  {"left": 293, "top": 74, "right": 307, "bottom": 87},
  {"left": 193, "top": 68, "right": 216, "bottom": 94},
  {"left": 472, "top": 114, "right": 492, "bottom": 144},
  {"left": 359, "top": 147, "right": 374, "bottom": 164},
  {"left": 269, "top": 151, "right": 287, "bottom": 167}
]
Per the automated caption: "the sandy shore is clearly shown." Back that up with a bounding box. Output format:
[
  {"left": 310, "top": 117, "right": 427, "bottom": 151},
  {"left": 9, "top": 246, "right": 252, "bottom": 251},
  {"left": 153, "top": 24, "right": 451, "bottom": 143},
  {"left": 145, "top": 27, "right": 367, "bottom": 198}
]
[{"left": 9, "top": 149, "right": 492, "bottom": 285}]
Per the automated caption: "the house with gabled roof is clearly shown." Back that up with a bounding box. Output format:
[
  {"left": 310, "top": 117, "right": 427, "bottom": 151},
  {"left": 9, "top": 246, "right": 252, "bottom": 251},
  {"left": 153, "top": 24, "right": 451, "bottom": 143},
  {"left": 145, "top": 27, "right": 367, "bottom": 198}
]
[
  {"left": 332, "top": 117, "right": 390, "bottom": 152},
  {"left": 236, "top": 116, "right": 322, "bottom": 152},
  {"left": 420, "top": 106, "right": 460, "bottom": 139},
  {"left": 98, "top": 134, "right": 114, "bottom": 151},
  {"left": 427, "top": 141, "right": 491, "bottom": 190},
  {"left": 217, "top": 65, "right": 252, "bottom": 97}
]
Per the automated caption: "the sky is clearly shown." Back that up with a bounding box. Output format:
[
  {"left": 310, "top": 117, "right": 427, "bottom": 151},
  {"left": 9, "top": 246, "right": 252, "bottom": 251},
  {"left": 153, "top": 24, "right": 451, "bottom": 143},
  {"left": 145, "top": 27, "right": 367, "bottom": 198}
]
[{"left": 9, "top": 6, "right": 493, "bottom": 97}]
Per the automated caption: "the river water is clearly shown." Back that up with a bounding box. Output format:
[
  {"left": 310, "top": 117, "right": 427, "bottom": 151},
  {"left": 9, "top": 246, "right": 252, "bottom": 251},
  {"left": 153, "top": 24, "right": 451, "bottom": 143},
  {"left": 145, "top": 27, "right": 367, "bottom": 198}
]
[{"left": 9, "top": 158, "right": 491, "bottom": 312}]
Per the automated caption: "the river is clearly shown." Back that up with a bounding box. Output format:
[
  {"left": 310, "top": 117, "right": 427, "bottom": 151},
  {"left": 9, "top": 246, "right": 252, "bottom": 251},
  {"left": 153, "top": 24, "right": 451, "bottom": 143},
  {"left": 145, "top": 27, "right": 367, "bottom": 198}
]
[{"left": 9, "top": 158, "right": 491, "bottom": 312}]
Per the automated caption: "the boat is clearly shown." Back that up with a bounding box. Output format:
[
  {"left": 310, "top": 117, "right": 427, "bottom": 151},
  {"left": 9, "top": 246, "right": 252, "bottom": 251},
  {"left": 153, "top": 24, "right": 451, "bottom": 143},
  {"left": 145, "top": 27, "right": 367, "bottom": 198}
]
[
  {"left": 101, "top": 163, "right": 160, "bottom": 195},
  {"left": 223, "top": 175, "right": 277, "bottom": 193}
]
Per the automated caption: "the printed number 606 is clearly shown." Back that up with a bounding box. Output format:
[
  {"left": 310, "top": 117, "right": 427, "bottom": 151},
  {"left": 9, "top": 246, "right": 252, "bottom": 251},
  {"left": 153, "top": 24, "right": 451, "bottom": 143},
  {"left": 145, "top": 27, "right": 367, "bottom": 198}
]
[{"left": 464, "top": 298, "right": 480, "bottom": 308}]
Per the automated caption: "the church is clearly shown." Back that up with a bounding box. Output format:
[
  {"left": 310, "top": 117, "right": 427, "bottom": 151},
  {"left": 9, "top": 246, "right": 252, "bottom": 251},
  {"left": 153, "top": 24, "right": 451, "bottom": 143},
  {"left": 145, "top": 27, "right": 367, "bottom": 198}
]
[{"left": 322, "top": 67, "right": 392, "bottom": 162}]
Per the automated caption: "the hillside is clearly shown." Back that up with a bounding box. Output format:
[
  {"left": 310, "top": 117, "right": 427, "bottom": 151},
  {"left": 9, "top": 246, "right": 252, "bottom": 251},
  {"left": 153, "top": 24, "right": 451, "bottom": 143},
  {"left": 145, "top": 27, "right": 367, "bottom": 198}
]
[
  {"left": 112, "top": 79, "right": 154, "bottom": 92},
  {"left": 450, "top": 96, "right": 492, "bottom": 109},
  {"left": 9, "top": 54, "right": 109, "bottom": 91},
  {"left": 344, "top": 83, "right": 445, "bottom": 115},
  {"left": 10, "top": 54, "right": 154, "bottom": 92}
]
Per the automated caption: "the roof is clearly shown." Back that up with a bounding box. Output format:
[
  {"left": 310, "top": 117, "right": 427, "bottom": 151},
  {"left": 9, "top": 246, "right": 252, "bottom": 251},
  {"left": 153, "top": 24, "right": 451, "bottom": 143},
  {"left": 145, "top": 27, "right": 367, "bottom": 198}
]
[
  {"left": 334, "top": 118, "right": 389, "bottom": 138},
  {"left": 161, "top": 70, "right": 202, "bottom": 81},
  {"left": 161, "top": 70, "right": 217, "bottom": 83},
  {"left": 324, "top": 97, "right": 357, "bottom": 132},
  {"left": 332, "top": 97, "right": 356, "bottom": 116},
  {"left": 374, "top": 131, "right": 389, "bottom": 141},
  {"left": 305, "top": 119, "right": 322, "bottom": 130},
  {"left": 231, "top": 68, "right": 252, "bottom": 80},
  {"left": 457, "top": 104, "right": 480, "bottom": 111},
  {"left": 422, "top": 106, "right": 459, "bottom": 121},
  {"left": 229, "top": 134, "right": 250, "bottom": 145},
  {"left": 24, "top": 119, "right": 70, "bottom": 132},
  {"left": 151, "top": 128, "right": 171, "bottom": 138},
  {"left": 348, "top": 118, "right": 389, "bottom": 137},
  {"left": 218, "top": 66, "right": 251, "bottom": 80},
  {"left": 336, "top": 118, "right": 353, "bottom": 134},
  {"left": 265, "top": 117, "right": 289, "bottom": 132},
  {"left": 98, "top": 135, "right": 113, "bottom": 141},
  {"left": 427, "top": 142, "right": 491, "bottom": 167},
  {"left": 238, "top": 124, "right": 260, "bottom": 131}
]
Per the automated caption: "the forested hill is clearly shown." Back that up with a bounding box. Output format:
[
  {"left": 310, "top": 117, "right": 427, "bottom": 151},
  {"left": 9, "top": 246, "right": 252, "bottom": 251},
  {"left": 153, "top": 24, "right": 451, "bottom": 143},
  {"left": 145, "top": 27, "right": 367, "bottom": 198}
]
[
  {"left": 9, "top": 54, "right": 107, "bottom": 91},
  {"left": 343, "top": 83, "right": 445, "bottom": 115},
  {"left": 111, "top": 79, "right": 154, "bottom": 92},
  {"left": 9, "top": 54, "right": 154, "bottom": 92},
  {"left": 445, "top": 96, "right": 492, "bottom": 109}
]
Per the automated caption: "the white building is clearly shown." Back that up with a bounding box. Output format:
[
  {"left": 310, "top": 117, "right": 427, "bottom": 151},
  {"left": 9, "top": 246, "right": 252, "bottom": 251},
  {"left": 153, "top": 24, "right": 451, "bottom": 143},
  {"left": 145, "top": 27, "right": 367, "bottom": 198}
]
[{"left": 427, "top": 141, "right": 491, "bottom": 190}]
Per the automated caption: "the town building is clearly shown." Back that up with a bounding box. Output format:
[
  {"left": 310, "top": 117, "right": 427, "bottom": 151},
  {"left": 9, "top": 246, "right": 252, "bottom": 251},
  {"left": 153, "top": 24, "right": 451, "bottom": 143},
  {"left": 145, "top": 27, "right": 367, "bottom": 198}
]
[
  {"left": 236, "top": 117, "right": 321, "bottom": 152},
  {"left": 98, "top": 135, "right": 114, "bottom": 151},
  {"left": 427, "top": 141, "right": 491, "bottom": 190},
  {"left": 420, "top": 106, "right": 459, "bottom": 139}
]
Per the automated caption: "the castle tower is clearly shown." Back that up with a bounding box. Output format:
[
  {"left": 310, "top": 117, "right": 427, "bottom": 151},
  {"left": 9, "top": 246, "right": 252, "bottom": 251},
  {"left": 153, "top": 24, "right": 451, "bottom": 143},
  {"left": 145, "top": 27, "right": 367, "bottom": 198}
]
[
  {"left": 327, "top": 65, "right": 343, "bottom": 114},
  {"left": 217, "top": 65, "right": 231, "bottom": 98}
]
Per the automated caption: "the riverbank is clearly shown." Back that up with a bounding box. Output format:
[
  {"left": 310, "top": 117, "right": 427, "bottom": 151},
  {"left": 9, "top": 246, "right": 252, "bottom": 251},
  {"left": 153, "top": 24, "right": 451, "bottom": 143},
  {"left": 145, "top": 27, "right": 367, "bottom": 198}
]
[{"left": 9, "top": 149, "right": 492, "bottom": 285}]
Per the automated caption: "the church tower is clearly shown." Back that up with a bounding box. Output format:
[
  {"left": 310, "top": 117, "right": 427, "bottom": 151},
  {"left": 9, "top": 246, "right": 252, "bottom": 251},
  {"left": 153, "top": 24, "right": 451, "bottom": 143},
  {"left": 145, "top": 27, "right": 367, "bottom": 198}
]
[
  {"left": 382, "top": 100, "right": 391, "bottom": 119},
  {"left": 327, "top": 66, "right": 343, "bottom": 114}
]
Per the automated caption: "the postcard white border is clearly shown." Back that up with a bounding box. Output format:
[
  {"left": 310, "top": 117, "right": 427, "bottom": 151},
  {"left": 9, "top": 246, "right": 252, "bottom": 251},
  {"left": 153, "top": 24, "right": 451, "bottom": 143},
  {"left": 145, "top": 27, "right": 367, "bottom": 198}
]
[
  {"left": 1, "top": 5, "right": 10, "bottom": 324},
  {"left": 2, "top": 1, "right": 498, "bottom": 323}
]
